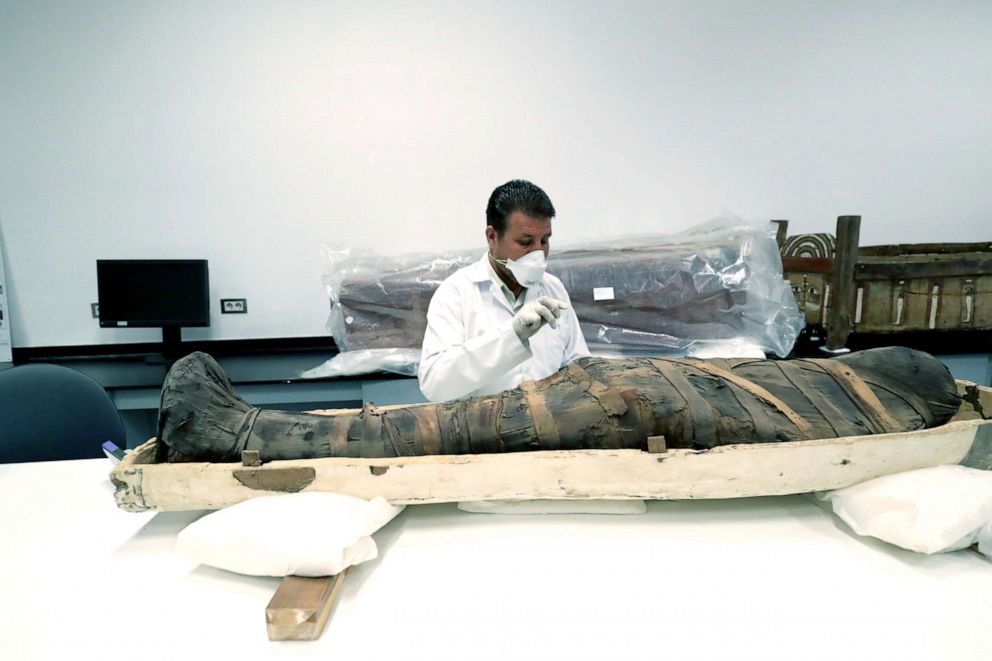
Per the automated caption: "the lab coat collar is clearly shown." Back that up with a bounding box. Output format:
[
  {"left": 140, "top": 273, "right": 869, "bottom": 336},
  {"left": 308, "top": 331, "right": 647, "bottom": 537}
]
[
  {"left": 467, "top": 253, "right": 493, "bottom": 283},
  {"left": 477, "top": 253, "right": 516, "bottom": 314}
]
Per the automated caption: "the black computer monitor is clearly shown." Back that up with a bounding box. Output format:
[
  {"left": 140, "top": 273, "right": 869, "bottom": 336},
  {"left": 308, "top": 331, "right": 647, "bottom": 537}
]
[{"left": 97, "top": 259, "right": 210, "bottom": 357}]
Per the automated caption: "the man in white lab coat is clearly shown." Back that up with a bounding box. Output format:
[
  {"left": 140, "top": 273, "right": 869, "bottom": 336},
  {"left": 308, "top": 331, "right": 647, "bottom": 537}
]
[{"left": 418, "top": 180, "right": 590, "bottom": 402}]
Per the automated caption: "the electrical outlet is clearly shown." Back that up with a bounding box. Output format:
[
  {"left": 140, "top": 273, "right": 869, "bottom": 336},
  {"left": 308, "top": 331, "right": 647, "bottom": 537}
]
[
  {"left": 91, "top": 303, "right": 100, "bottom": 318},
  {"left": 221, "top": 298, "right": 247, "bottom": 314}
]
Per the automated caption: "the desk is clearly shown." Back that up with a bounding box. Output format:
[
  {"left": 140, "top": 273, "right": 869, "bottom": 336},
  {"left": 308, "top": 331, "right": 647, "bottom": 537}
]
[
  {"left": 33, "top": 351, "right": 427, "bottom": 447},
  {"left": 1, "top": 459, "right": 990, "bottom": 661}
]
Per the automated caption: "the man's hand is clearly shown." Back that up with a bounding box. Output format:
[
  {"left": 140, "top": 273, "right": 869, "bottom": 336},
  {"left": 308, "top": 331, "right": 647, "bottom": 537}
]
[{"left": 512, "top": 296, "right": 570, "bottom": 341}]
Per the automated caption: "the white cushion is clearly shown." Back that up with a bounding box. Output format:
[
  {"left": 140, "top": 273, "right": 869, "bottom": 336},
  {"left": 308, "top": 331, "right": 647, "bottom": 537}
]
[
  {"left": 820, "top": 465, "right": 992, "bottom": 556},
  {"left": 176, "top": 493, "right": 403, "bottom": 577},
  {"left": 458, "top": 499, "right": 647, "bottom": 515}
]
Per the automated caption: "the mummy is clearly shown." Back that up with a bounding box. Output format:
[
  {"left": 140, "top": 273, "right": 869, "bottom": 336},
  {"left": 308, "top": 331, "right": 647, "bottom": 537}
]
[{"left": 156, "top": 347, "right": 961, "bottom": 464}]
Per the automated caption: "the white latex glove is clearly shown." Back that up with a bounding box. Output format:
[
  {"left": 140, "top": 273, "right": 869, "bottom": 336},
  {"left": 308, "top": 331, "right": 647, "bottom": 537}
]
[{"left": 512, "top": 296, "right": 569, "bottom": 341}]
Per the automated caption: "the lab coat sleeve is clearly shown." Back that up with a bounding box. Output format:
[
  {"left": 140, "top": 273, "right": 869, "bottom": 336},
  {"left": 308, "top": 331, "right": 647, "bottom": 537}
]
[{"left": 418, "top": 283, "right": 533, "bottom": 402}]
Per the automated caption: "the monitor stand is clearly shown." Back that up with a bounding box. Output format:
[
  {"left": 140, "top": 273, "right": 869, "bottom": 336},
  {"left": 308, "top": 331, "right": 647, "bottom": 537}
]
[{"left": 144, "top": 326, "right": 185, "bottom": 365}]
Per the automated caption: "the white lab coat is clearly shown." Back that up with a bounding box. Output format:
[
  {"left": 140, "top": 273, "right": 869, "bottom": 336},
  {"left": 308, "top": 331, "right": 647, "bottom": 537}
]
[{"left": 418, "top": 253, "right": 590, "bottom": 402}]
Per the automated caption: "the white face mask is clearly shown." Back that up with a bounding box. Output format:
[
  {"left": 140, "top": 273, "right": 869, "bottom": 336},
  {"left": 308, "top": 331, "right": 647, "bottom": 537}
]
[{"left": 497, "top": 250, "right": 546, "bottom": 288}]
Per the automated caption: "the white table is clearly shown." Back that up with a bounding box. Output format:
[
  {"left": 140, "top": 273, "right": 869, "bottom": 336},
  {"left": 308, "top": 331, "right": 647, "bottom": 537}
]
[{"left": 1, "top": 459, "right": 990, "bottom": 660}]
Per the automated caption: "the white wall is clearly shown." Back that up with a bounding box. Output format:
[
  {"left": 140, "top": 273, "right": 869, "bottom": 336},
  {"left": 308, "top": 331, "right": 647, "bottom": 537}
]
[{"left": 1, "top": 0, "right": 989, "bottom": 348}]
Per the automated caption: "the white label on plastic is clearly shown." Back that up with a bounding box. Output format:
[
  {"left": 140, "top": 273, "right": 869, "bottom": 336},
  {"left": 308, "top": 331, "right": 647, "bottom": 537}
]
[
  {"left": 118, "top": 321, "right": 128, "bottom": 327},
  {"left": 593, "top": 287, "right": 615, "bottom": 301}
]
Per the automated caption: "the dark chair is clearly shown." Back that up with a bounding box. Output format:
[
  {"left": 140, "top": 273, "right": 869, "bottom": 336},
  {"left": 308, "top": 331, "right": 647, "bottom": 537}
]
[{"left": 0, "top": 363, "right": 126, "bottom": 463}]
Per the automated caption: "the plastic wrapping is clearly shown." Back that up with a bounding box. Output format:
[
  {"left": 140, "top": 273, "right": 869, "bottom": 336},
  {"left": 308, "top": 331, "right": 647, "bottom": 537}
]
[
  {"left": 560, "top": 216, "right": 804, "bottom": 358},
  {"left": 321, "top": 244, "right": 477, "bottom": 352},
  {"left": 307, "top": 216, "right": 802, "bottom": 377},
  {"left": 300, "top": 348, "right": 421, "bottom": 379}
]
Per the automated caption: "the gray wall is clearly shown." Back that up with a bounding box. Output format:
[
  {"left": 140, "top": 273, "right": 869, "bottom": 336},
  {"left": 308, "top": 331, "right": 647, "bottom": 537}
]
[{"left": 1, "top": 0, "right": 990, "bottom": 348}]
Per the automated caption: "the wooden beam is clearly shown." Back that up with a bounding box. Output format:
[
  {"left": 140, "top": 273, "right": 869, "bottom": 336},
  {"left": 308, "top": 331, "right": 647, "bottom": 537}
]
[
  {"left": 858, "top": 242, "right": 992, "bottom": 257},
  {"left": 772, "top": 219, "right": 789, "bottom": 250},
  {"left": 825, "top": 215, "right": 861, "bottom": 351},
  {"left": 854, "top": 256, "right": 992, "bottom": 280},
  {"left": 781, "top": 256, "right": 834, "bottom": 274},
  {"left": 265, "top": 571, "right": 349, "bottom": 641}
]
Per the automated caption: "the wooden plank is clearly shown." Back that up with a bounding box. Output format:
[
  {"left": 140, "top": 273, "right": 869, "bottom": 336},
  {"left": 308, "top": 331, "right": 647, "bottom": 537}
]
[
  {"left": 825, "top": 216, "right": 860, "bottom": 351},
  {"left": 772, "top": 219, "right": 788, "bottom": 250},
  {"left": 972, "top": 276, "right": 992, "bottom": 327},
  {"left": 110, "top": 416, "right": 989, "bottom": 512},
  {"left": 960, "top": 381, "right": 992, "bottom": 420},
  {"left": 857, "top": 280, "right": 894, "bottom": 330},
  {"left": 782, "top": 256, "right": 834, "bottom": 274},
  {"left": 904, "top": 277, "right": 930, "bottom": 329},
  {"left": 858, "top": 242, "right": 992, "bottom": 257},
  {"left": 854, "top": 255, "right": 992, "bottom": 280},
  {"left": 961, "top": 424, "right": 992, "bottom": 470},
  {"left": 266, "top": 571, "right": 348, "bottom": 641}
]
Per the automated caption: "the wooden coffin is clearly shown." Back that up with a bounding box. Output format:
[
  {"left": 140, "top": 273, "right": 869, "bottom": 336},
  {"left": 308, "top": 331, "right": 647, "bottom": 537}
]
[
  {"left": 110, "top": 381, "right": 992, "bottom": 513},
  {"left": 778, "top": 218, "right": 992, "bottom": 347}
]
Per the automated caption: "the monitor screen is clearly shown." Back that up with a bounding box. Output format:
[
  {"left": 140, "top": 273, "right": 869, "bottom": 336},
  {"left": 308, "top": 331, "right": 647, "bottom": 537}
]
[{"left": 97, "top": 260, "right": 210, "bottom": 327}]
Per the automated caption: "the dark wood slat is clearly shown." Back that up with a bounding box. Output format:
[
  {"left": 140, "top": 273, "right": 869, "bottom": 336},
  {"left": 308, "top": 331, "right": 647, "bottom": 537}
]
[
  {"left": 855, "top": 256, "right": 992, "bottom": 280},
  {"left": 825, "top": 216, "right": 860, "bottom": 351},
  {"left": 782, "top": 256, "right": 834, "bottom": 274},
  {"left": 859, "top": 242, "right": 992, "bottom": 257}
]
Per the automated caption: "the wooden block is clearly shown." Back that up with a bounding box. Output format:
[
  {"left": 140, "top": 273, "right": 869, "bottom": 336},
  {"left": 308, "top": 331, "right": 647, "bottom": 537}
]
[
  {"left": 646, "top": 435, "right": 667, "bottom": 453},
  {"left": 265, "top": 570, "right": 348, "bottom": 641}
]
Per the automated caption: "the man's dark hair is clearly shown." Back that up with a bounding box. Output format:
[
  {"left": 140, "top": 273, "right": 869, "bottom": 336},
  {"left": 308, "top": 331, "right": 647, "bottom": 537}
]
[{"left": 486, "top": 180, "right": 556, "bottom": 236}]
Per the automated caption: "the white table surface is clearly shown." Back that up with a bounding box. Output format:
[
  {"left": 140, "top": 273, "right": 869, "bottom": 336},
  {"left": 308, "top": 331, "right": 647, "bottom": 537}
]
[{"left": 1, "top": 458, "right": 990, "bottom": 661}]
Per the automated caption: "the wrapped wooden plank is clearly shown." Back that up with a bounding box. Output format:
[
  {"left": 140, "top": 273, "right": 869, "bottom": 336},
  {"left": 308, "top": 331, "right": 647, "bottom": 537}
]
[
  {"left": 333, "top": 247, "right": 745, "bottom": 351},
  {"left": 327, "top": 224, "right": 803, "bottom": 358}
]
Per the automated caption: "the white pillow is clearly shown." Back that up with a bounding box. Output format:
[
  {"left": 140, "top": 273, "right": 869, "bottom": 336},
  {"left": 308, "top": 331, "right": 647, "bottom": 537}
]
[
  {"left": 821, "top": 465, "right": 992, "bottom": 556},
  {"left": 458, "top": 499, "right": 647, "bottom": 515},
  {"left": 979, "top": 521, "right": 992, "bottom": 558},
  {"left": 176, "top": 493, "right": 404, "bottom": 577}
]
